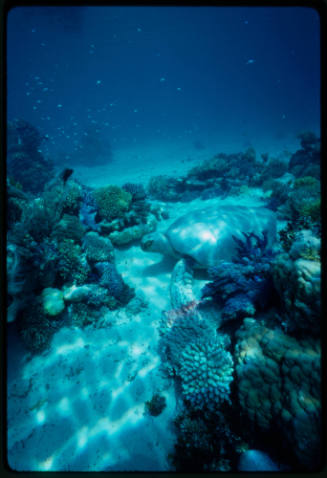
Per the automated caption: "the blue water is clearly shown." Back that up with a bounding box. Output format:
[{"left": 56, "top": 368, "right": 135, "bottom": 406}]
[{"left": 7, "top": 6, "right": 320, "bottom": 165}]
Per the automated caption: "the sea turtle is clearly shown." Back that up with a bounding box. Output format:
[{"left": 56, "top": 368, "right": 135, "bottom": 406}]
[{"left": 141, "top": 205, "right": 276, "bottom": 309}]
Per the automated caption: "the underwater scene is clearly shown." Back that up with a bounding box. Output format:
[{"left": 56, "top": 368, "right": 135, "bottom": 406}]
[{"left": 6, "top": 5, "right": 322, "bottom": 473}]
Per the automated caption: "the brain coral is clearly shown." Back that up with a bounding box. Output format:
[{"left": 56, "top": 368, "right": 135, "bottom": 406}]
[
  {"left": 92, "top": 185, "right": 132, "bottom": 222},
  {"left": 235, "top": 318, "right": 321, "bottom": 469}
]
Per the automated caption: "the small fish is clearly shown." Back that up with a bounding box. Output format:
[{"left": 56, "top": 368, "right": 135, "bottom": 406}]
[{"left": 246, "top": 59, "right": 256, "bottom": 65}]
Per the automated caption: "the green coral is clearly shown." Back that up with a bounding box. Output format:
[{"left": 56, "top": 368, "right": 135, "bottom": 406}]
[{"left": 93, "top": 185, "right": 132, "bottom": 221}]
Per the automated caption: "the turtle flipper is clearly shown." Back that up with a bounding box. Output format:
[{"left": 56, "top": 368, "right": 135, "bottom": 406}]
[{"left": 170, "top": 258, "right": 195, "bottom": 309}]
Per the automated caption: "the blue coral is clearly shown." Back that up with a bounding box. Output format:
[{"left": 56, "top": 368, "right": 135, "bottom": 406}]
[{"left": 202, "top": 231, "right": 275, "bottom": 321}]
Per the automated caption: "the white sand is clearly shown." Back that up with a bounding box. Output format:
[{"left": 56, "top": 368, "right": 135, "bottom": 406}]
[{"left": 7, "top": 144, "right": 271, "bottom": 471}]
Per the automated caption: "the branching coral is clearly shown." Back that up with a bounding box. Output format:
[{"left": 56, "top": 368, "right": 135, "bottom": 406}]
[{"left": 202, "top": 231, "right": 275, "bottom": 321}]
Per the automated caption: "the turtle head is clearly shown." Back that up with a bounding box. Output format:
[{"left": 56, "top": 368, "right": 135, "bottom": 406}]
[{"left": 141, "top": 232, "right": 175, "bottom": 256}]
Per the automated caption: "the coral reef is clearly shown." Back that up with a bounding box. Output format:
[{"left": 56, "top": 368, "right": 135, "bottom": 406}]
[
  {"left": 82, "top": 231, "right": 114, "bottom": 263},
  {"left": 94, "top": 262, "right": 134, "bottom": 305},
  {"left": 92, "top": 185, "right": 132, "bottom": 222},
  {"left": 17, "top": 300, "right": 62, "bottom": 353},
  {"left": 179, "top": 335, "right": 234, "bottom": 411},
  {"left": 108, "top": 216, "right": 156, "bottom": 246},
  {"left": 159, "top": 309, "right": 233, "bottom": 411},
  {"left": 288, "top": 132, "right": 320, "bottom": 178},
  {"left": 7, "top": 119, "right": 55, "bottom": 194},
  {"left": 57, "top": 239, "right": 90, "bottom": 285},
  {"left": 171, "top": 405, "right": 241, "bottom": 472},
  {"left": 235, "top": 318, "right": 321, "bottom": 469},
  {"left": 272, "top": 251, "right": 320, "bottom": 334},
  {"left": 202, "top": 231, "right": 275, "bottom": 321},
  {"left": 147, "top": 149, "right": 266, "bottom": 202},
  {"left": 281, "top": 175, "right": 320, "bottom": 229},
  {"left": 55, "top": 214, "right": 86, "bottom": 244}
]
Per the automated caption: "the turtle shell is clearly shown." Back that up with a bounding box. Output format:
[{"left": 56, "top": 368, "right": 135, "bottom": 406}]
[{"left": 165, "top": 205, "right": 276, "bottom": 268}]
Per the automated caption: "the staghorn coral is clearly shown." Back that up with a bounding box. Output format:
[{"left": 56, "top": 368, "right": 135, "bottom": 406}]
[
  {"left": 92, "top": 185, "right": 132, "bottom": 222},
  {"left": 235, "top": 318, "right": 321, "bottom": 469}
]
